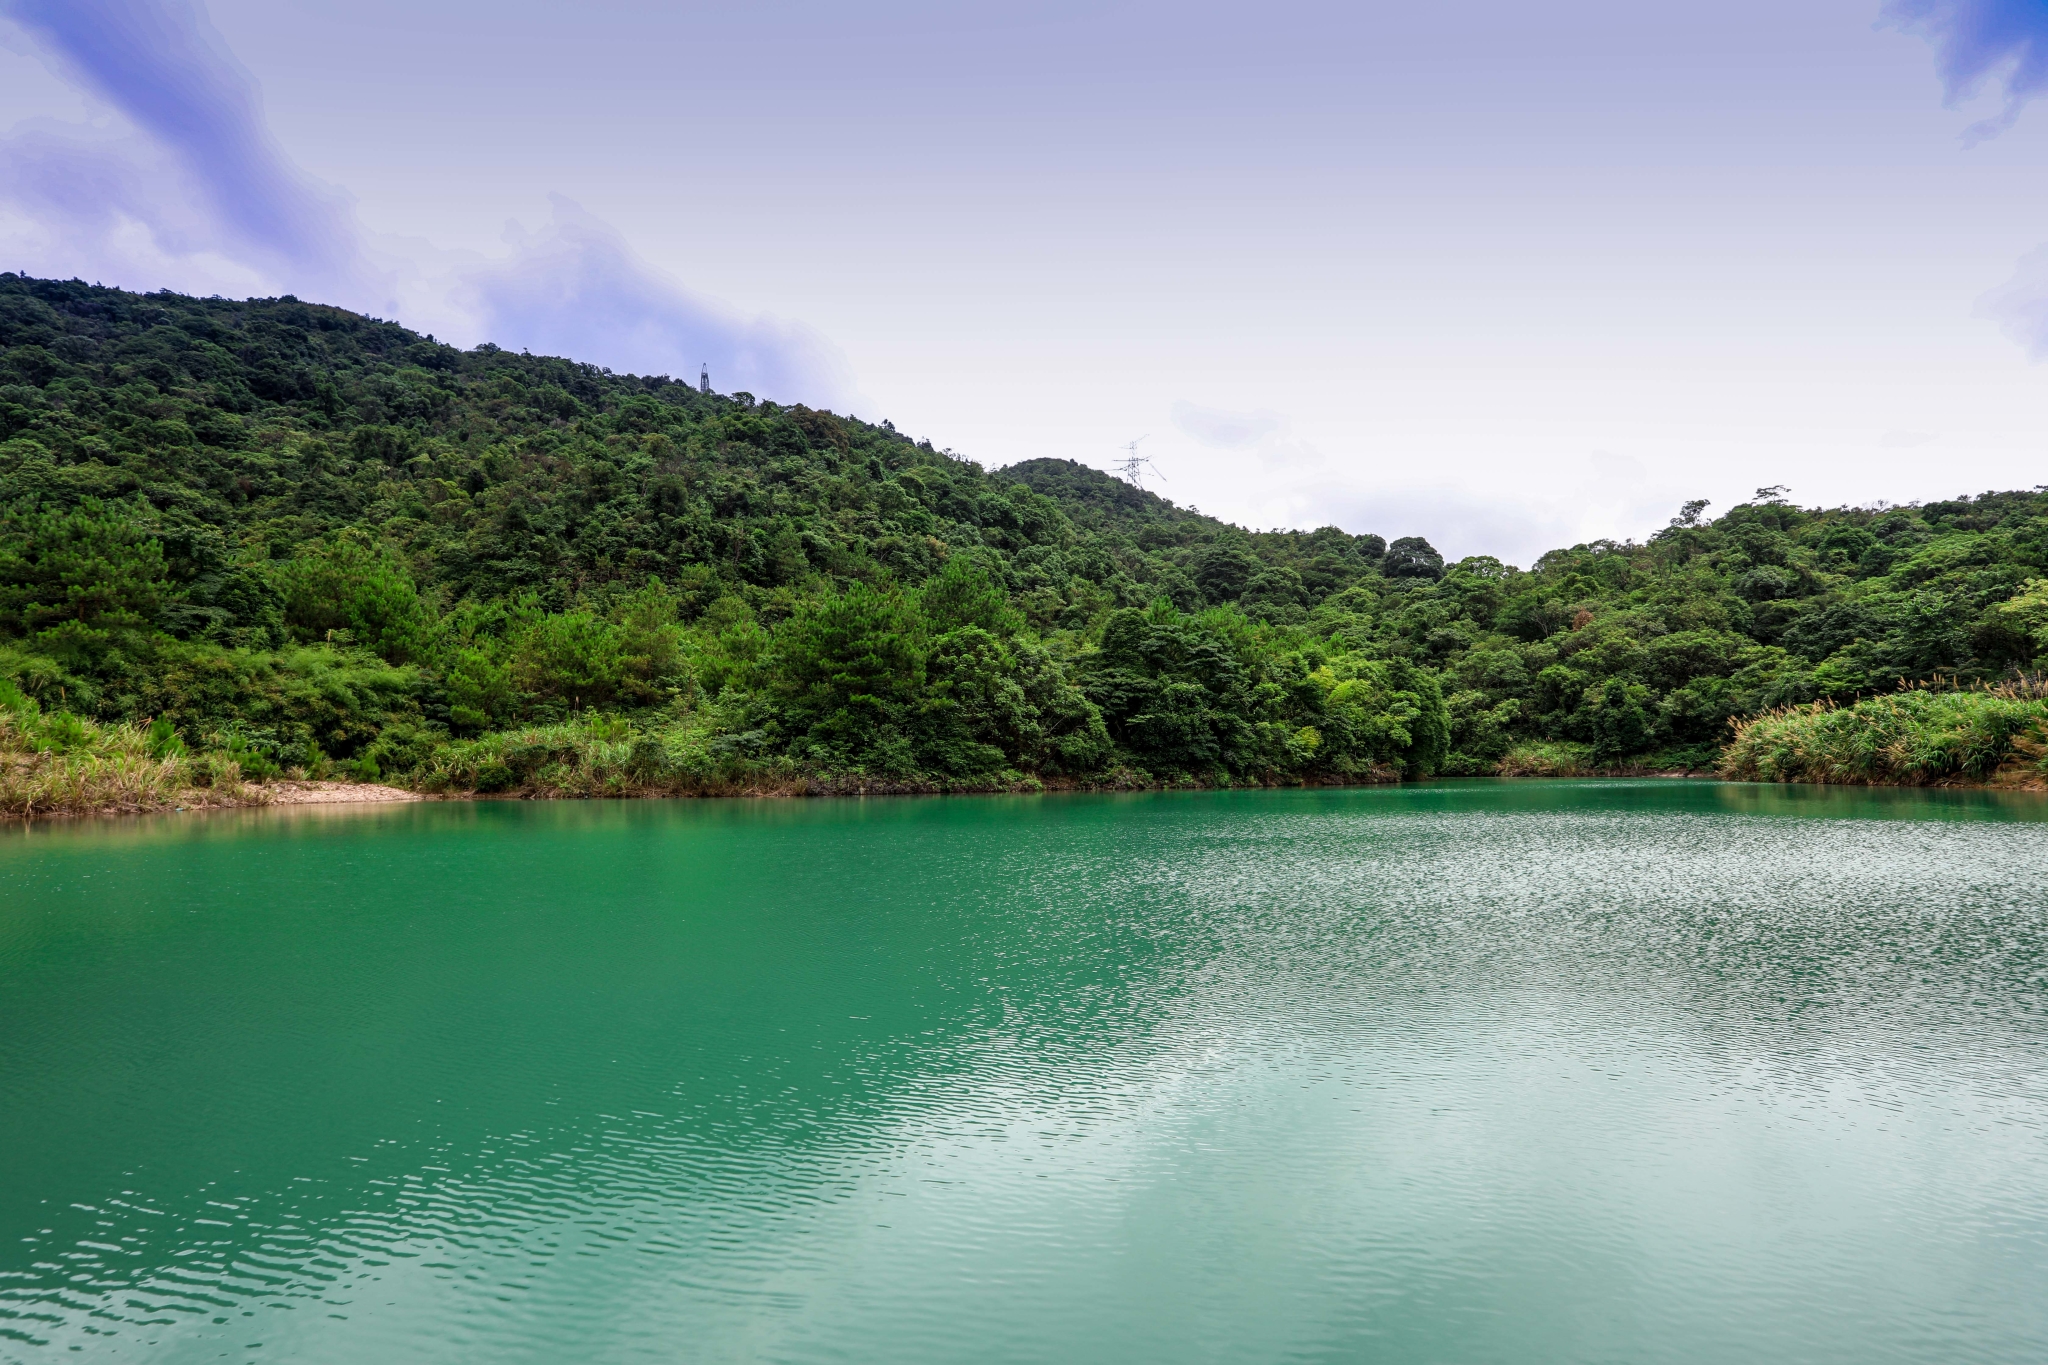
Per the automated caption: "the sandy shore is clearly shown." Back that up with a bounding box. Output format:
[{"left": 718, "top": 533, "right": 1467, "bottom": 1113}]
[{"left": 263, "top": 781, "right": 423, "bottom": 806}]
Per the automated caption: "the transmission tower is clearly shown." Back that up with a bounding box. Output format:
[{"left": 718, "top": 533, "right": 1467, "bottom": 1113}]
[
  {"left": 1113, "top": 435, "right": 1163, "bottom": 488},
  {"left": 700, "top": 363, "right": 710, "bottom": 395}
]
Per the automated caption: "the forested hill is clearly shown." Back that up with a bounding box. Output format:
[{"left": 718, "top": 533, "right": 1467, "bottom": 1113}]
[{"left": 1, "top": 271, "right": 2044, "bottom": 795}]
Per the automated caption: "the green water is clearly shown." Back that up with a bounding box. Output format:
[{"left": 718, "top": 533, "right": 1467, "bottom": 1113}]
[{"left": 2, "top": 783, "right": 2046, "bottom": 1363}]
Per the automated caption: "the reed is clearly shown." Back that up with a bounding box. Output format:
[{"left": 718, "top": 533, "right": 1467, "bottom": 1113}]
[{"left": 1720, "top": 678, "right": 2048, "bottom": 787}]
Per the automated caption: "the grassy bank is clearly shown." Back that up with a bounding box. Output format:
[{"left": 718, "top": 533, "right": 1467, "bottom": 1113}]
[
  {"left": 0, "top": 681, "right": 263, "bottom": 816},
  {"left": 11, "top": 690, "right": 2048, "bottom": 816},
  {"left": 1720, "top": 681, "right": 2048, "bottom": 789}
]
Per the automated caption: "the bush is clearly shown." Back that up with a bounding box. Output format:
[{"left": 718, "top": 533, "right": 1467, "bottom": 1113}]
[
  {"left": 1721, "top": 683, "right": 2048, "bottom": 786},
  {"left": 143, "top": 642, "right": 425, "bottom": 764},
  {"left": 417, "top": 713, "right": 794, "bottom": 798}
]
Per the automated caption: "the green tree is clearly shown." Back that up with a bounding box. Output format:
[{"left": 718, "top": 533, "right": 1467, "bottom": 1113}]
[
  {"left": 919, "top": 555, "right": 1023, "bottom": 636},
  {"left": 0, "top": 498, "right": 169, "bottom": 639},
  {"left": 273, "top": 534, "right": 433, "bottom": 665},
  {"left": 770, "top": 582, "right": 926, "bottom": 762}
]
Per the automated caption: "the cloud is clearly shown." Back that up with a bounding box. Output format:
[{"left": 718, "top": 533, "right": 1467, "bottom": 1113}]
[
  {"left": 1171, "top": 400, "right": 1282, "bottom": 449},
  {"left": 0, "top": 0, "right": 360, "bottom": 291},
  {"left": 1890, "top": 3, "right": 2048, "bottom": 353},
  {"left": 1878, "top": 429, "right": 1937, "bottom": 447},
  {"left": 1885, "top": 1, "right": 2048, "bottom": 143},
  {"left": 1309, "top": 483, "right": 1690, "bottom": 570},
  {"left": 1170, "top": 399, "right": 1322, "bottom": 473},
  {"left": 0, "top": 0, "right": 849, "bottom": 401},
  {"left": 0, "top": 117, "right": 292, "bottom": 301},
  {"left": 1974, "top": 237, "right": 2048, "bottom": 354},
  {"left": 432, "top": 197, "right": 853, "bottom": 405}
]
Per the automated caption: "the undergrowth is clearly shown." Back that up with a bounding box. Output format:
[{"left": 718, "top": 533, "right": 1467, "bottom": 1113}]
[
  {"left": 1720, "top": 677, "right": 2048, "bottom": 788},
  {"left": 0, "top": 679, "right": 261, "bottom": 816}
]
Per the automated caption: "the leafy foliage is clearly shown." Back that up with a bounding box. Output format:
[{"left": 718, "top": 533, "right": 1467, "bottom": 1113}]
[{"left": 2, "top": 273, "right": 2046, "bottom": 792}]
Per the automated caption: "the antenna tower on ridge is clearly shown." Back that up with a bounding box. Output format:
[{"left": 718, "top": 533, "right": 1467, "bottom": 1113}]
[
  {"left": 1114, "top": 435, "right": 1162, "bottom": 488},
  {"left": 700, "top": 363, "right": 710, "bottom": 395}
]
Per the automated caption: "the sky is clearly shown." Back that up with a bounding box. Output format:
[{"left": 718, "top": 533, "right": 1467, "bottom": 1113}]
[{"left": 2, "top": 0, "right": 2047, "bottom": 565}]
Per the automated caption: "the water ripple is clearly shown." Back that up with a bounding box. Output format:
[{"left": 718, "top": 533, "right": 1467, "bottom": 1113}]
[{"left": 0, "top": 784, "right": 2044, "bottom": 1362}]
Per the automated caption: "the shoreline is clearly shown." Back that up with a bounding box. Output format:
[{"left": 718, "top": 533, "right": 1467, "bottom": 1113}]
[
  {"left": 0, "top": 767, "right": 1571, "bottom": 820},
  {"left": 17, "top": 765, "right": 2048, "bottom": 823},
  {"left": 1, "top": 778, "right": 424, "bottom": 821}
]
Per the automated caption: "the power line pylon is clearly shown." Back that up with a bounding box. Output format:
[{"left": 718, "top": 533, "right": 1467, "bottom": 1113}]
[{"left": 1113, "top": 435, "right": 1162, "bottom": 487}]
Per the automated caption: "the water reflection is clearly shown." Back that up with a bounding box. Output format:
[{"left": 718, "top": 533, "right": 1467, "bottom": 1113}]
[{"left": 1, "top": 783, "right": 2045, "bottom": 1362}]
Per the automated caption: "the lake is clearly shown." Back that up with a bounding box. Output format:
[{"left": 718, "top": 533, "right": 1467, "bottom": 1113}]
[{"left": 2, "top": 781, "right": 2046, "bottom": 1363}]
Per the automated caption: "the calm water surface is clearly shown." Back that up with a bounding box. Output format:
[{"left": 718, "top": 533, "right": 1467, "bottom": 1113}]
[{"left": 2, "top": 782, "right": 2046, "bottom": 1363}]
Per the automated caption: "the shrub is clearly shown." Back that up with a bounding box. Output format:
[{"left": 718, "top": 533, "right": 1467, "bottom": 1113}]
[{"left": 1721, "top": 682, "right": 2048, "bottom": 786}]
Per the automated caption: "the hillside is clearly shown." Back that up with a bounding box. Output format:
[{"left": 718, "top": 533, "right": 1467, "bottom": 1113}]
[{"left": 1, "top": 272, "right": 2044, "bottom": 803}]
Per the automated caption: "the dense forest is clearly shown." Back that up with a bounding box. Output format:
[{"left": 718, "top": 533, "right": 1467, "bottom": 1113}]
[{"left": 1, "top": 273, "right": 2044, "bottom": 804}]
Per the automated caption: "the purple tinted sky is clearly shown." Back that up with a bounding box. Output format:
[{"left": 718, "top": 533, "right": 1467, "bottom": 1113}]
[{"left": 3, "top": 0, "right": 2047, "bottom": 562}]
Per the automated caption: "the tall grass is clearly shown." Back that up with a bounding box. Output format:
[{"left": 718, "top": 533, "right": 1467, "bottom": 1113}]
[
  {"left": 1721, "top": 678, "right": 2048, "bottom": 788},
  {"left": 0, "top": 687, "right": 259, "bottom": 817}
]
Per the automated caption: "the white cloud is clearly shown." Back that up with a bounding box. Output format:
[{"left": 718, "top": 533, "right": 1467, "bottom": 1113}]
[
  {"left": 1170, "top": 399, "right": 1281, "bottom": 449},
  {"left": 1169, "top": 399, "right": 1323, "bottom": 477},
  {"left": 357, "top": 198, "right": 857, "bottom": 406}
]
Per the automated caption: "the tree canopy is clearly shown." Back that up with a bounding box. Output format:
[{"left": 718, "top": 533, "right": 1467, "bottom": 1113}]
[{"left": 2, "top": 273, "right": 2043, "bottom": 788}]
